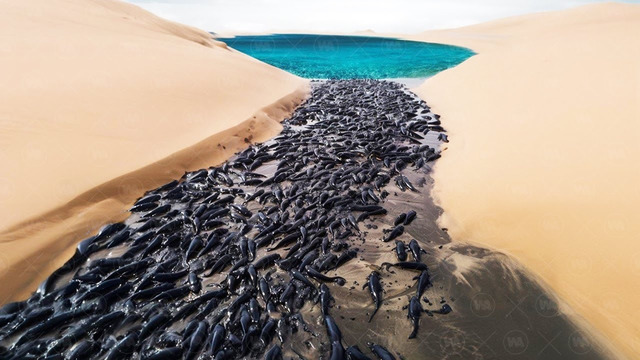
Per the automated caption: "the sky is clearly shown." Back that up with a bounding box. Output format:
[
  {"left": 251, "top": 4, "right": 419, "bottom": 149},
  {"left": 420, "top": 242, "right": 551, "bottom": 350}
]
[{"left": 126, "top": 0, "right": 640, "bottom": 33}]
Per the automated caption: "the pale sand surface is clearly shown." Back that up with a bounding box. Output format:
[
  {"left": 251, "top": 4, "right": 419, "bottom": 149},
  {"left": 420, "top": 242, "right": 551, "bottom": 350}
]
[
  {"left": 407, "top": 3, "right": 640, "bottom": 358},
  {"left": 0, "top": 0, "right": 307, "bottom": 302}
]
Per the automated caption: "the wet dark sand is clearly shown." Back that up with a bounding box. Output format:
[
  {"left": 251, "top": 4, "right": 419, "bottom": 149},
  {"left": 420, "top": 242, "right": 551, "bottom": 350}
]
[{"left": 0, "top": 80, "right": 609, "bottom": 359}]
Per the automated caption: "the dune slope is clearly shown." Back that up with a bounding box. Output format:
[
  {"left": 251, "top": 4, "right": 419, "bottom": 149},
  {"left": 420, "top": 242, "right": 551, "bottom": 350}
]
[
  {"left": 0, "top": 0, "right": 307, "bottom": 302},
  {"left": 411, "top": 3, "right": 640, "bottom": 358}
]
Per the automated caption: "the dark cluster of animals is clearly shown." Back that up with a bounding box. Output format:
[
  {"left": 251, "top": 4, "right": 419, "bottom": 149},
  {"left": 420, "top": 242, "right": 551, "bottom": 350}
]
[{"left": 0, "top": 80, "right": 452, "bottom": 359}]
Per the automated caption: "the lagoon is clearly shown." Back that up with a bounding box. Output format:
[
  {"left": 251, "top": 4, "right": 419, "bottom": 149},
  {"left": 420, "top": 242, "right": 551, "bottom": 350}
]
[{"left": 216, "top": 34, "right": 474, "bottom": 79}]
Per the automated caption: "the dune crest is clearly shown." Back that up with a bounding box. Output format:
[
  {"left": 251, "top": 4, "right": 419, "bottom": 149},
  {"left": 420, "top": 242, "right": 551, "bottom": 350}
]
[
  {"left": 410, "top": 3, "right": 640, "bottom": 358},
  {"left": 0, "top": 0, "right": 308, "bottom": 302}
]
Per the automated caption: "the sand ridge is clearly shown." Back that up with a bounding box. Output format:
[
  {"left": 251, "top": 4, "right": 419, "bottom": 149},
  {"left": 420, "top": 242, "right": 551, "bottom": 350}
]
[
  {"left": 408, "top": 3, "right": 640, "bottom": 358},
  {"left": 0, "top": 0, "right": 308, "bottom": 302}
]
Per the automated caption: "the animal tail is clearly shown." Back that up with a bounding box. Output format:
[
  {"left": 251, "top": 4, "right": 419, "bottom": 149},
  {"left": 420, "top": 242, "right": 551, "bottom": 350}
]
[
  {"left": 368, "top": 306, "right": 379, "bottom": 323},
  {"left": 409, "top": 326, "right": 418, "bottom": 339}
]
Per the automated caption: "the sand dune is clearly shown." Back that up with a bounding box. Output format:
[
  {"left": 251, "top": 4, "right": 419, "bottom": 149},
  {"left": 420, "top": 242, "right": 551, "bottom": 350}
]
[
  {"left": 409, "top": 3, "right": 640, "bottom": 358},
  {"left": 0, "top": 0, "right": 307, "bottom": 302},
  {"left": 1, "top": 0, "right": 637, "bottom": 357}
]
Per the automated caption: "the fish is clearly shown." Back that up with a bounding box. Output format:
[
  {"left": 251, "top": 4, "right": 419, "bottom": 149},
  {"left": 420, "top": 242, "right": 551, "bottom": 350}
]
[
  {"left": 399, "top": 175, "right": 418, "bottom": 192},
  {"left": 319, "top": 284, "right": 334, "bottom": 316},
  {"left": 105, "top": 331, "right": 139, "bottom": 360},
  {"left": 264, "top": 344, "right": 283, "bottom": 360},
  {"left": 394, "top": 213, "right": 407, "bottom": 226},
  {"left": 408, "top": 296, "right": 424, "bottom": 339},
  {"left": 0, "top": 301, "right": 26, "bottom": 316},
  {"left": 414, "top": 270, "right": 431, "bottom": 298},
  {"left": 267, "top": 233, "right": 299, "bottom": 251},
  {"left": 134, "top": 194, "right": 161, "bottom": 206},
  {"left": 279, "top": 282, "right": 296, "bottom": 304},
  {"left": 139, "top": 313, "right": 169, "bottom": 339},
  {"left": 432, "top": 304, "right": 453, "bottom": 315},
  {"left": 56, "top": 311, "right": 125, "bottom": 353},
  {"left": 324, "top": 315, "right": 342, "bottom": 343},
  {"left": 408, "top": 239, "right": 424, "bottom": 262},
  {"left": 297, "top": 250, "right": 319, "bottom": 271},
  {"left": 143, "top": 204, "right": 171, "bottom": 218},
  {"left": 253, "top": 254, "right": 281, "bottom": 269},
  {"left": 239, "top": 306, "right": 251, "bottom": 338},
  {"left": 130, "top": 283, "right": 174, "bottom": 301},
  {"left": 185, "top": 236, "right": 203, "bottom": 261},
  {"left": 150, "top": 285, "right": 190, "bottom": 301},
  {"left": 3, "top": 307, "right": 53, "bottom": 337},
  {"left": 249, "top": 297, "right": 261, "bottom": 322},
  {"left": 404, "top": 210, "right": 417, "bottom": 225},
  {"left": 259, "top": 277, "right": 271, "bottom": 303},
  {"left": 331, "top": 341, "right": 346, "bottom": 360},
  {"left": 188, "top": 272, "right": 202, "bottom": 293},
  {"left": 143, "top": 347, "right": 183, "bottom": 360},
  {"left": 367, "top": 342, "right": 396, "bottom": 360},
  {"left": 333, "top": 249, "right": 357, "bottom": 269},
  {"left": 140, "top": 236, "right": 163, "bottom": 258},
  {"left": 276, "top": 318, "right": 287, "bottom": 344},
  {"left": 174, "top": 302, "right": 202, "bottom": 323},
  {"left": 346, "top": 345, "right": 373, "bottom": 360},
  {"left": 365, "top": 271, "right": 383, "bottom": 322},
  {"left": 383, "top": 225, "right": 404, "bottom": 242},
  {"left": 75, "top": 278, "right": 124, "bottom": 302},
  {"left": 230, "top": 204, "right": 252, "bottom": 217},
  {"left": 204, "top": 254, "right": 232, "bottom": 276},
  {"left": 394, "top": 241, "right": 408, "bottom": 261},
  {"left": 105, "top": 230, "right": 130, "bottom": 248},
  {"left": 260, "top": 318, "right": 277, "bottom": 347},
  {"left": 382, "top": 261, "right": 428, "bottom": 272},
  {"left": 228, "top": 292, "right": 252, "bottom": 316},
  {"left": 184, "top": 321, "right": 208, "bottom": 360},
  {"left": 306, "top": 267, "right": 346, "bottom": 286},
  {"left": 208, "top": 324, "right": 225, "bottom": 355},
  {"left": 315, "top": 253, "right": 337, "bottom": 272},
  {"left": 182, "top": 319, "right": 199, "bottom": 340},
  {"left": 291, "top": 269, "right": 316, "bottom": 290},
  {"left": 67, "top": 340, "right": 98, "bottom": 360},
  {"left": 241, "top": 325, "right": 259, "bottom": 354},
  {"left": 394, "top": 176, "right": 406, "bottom": 191}
]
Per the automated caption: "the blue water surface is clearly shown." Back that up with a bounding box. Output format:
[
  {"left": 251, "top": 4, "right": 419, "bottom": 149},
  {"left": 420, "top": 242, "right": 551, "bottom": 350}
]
[{"left": 216, "top": 34, "right": 474, "bottom": 79}]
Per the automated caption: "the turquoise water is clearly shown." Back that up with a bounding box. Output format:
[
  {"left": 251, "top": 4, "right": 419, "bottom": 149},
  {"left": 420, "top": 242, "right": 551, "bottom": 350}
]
[{"left": 216, "top": 34, "right": 474, "bottom": 79}]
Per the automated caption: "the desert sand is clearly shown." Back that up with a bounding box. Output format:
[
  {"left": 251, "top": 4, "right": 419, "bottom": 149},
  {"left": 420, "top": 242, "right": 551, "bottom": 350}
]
[
  {"left": 0, "top": 0, "right": 307, "bottom": 303},
  {"left": 1, "top": 0, "right": 638, "bottom": 357},
  {"left": 409, "top": 3, "right": 640, "bottom": 358}
]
